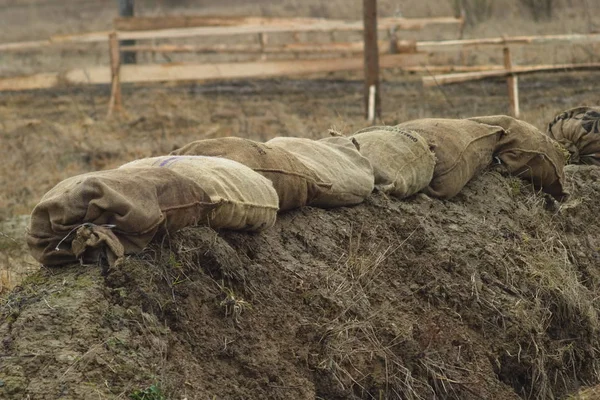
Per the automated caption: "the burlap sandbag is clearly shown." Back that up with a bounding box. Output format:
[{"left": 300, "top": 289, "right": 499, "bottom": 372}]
[
  {"left": 469, "top": 115, "right": 568, "bottom": 200},
  {"left": 351, "top": 126, "right": 436, "bottom": 198},
  {"left": 397, "top": 118, "right": 504, "bottom": 199},
  {"left": 170, "top": 137, "right": 332, "bottom": 211},
  {"left": 120, "top": 156, "right": 279, "bottom": 231},
  {"left": 547, "top": 106, "right": 600, "bottom": 165},
  {"left": 27, "top": 168, "right": 217, "bottom": 266},
  {"left": 266, "top": 136, "right": 374, "bottom": 207}
]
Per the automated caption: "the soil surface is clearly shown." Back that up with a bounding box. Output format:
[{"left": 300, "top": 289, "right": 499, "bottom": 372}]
[{"left": 2, "top": 165, "right": 600, "bottom": 399}]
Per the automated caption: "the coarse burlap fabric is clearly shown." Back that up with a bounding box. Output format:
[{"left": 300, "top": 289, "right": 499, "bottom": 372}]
[
  {"left": 470, "top": 115, "right": 568, "bottom": 200},
  {"left": 351, "top": 126, "right": 436, "bottom": 198},
  {"left": 120, "top": 155, "right": 279, "bottom": 231},
  {"left": 266, "top": 136, "right": 374, "bottom": 207},
  {"left": 27, "top": 168, "right": 216, "bottom": 266},
  {"left": 397, "top": 118, "right": 504, "bottom": 199},
  {"left": 547, "top": 106, "right": 600, "bottom": 166},
  {"left": 170, "top": 137, "right": 332, "bottom": 210}
]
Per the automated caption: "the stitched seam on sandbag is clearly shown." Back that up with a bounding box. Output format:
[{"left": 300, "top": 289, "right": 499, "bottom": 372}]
[
  {"left": 161, "top": 200, "right": 219, "bottom": 213},
  {"left": 289, "top": 157, "right": 369, "bottom": 188},
  {"left": 108, "top": 200, "right": 218, "bottom": 236},
  {"left": 210, "top": 198, "right": 279, "bottom": 210},
  {"left": 319, "top": 189, "right": 370, "bottom": 197},
  {"left": 252, "top": 168, "right": 333, "bottom": 188}
]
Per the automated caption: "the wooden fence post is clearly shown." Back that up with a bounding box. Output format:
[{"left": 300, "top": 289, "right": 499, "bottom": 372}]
[
  {"left": 503, "top": 46, "right": 520, "bottom": 118},
  {"left": 107, "top": 32, "right": 123, "bottom": 117},
  {"left": 363, "top": 0, "right": 381, "bottom": 121}
]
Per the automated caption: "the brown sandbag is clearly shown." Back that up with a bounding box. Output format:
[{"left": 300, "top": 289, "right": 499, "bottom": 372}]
[
  {"left": 27, "top": 168, "right": 217, "bottom": 266},
  {"left": 170, "top": 137, "right": 331, "bottom": 211},
  {"left": 120, "top": 156, "right": 279, "bottom": 231},
  {"left": 547, "top": 106, "right": 600, "bottom": 165},
  {"left": 397, "top": 118, "right": 504, "bottom": 199},
  {"left": 266, "top": 136, "right": 374, "bottom": 208},
  {"left": 469, "top": 115, "right": 568, "bottom": 200},
  {"left": 351, "top": 126, "right": 436, "bottom": 198}
]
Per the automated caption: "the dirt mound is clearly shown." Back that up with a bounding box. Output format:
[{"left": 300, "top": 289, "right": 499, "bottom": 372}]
[{"left": 2, "top": 165, "right": 600, "bottom": 399}]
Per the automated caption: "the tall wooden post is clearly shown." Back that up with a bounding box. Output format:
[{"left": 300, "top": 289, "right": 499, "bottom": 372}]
[
  {"left": 363, "top": 0, "right": 381, "bottom": 121},
  {"left": 118, "top": 0, "right": 136, "bottom": 64},
  {"left": 503, "top": 46, "right": 520, "bottom": 118},
  {"left": 108, "top": 32, "right": 123, "bottom": 117}
]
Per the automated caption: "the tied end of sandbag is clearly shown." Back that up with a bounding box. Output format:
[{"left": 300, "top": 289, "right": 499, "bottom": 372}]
[{"left": 70, "top": 223, "right": 125, "bottom": 267}]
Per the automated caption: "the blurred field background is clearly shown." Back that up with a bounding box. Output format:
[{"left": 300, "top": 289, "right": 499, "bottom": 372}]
[
  {"left": 0, "top": 0, "right": 599, "bottom": 291},
  {"left": 1, "top": 0, "right": 599, "bottom": 75}
]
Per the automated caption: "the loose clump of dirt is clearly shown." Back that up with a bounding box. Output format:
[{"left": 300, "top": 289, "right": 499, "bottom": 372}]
[{"left": 2, "top": 165, "right": 600, "bottom": 399}]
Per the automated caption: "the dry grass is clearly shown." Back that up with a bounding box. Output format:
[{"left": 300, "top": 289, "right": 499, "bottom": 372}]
[
  {"left": 217, "top": 280, "right": 252, "bottom": 326},
  {"left": 317, "top": 318, "right": 429, "bottom": 400},
  {"left": 314, "top": 228, "right": 444, "bottom": 399},
  {"left": 572, "top": 383, "right": 600, "bottom": 400},
  {"left": 485, "top": 186, "right": 600, "bottom": 399}
]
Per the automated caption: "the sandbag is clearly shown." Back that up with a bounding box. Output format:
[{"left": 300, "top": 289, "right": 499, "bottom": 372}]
[
  {"left": 170, "top": 137, "right": 331, "bottom": 211},
  {"left": 27, "top": 168, "right": 217, "bottom": 266},
  {"left": 547, "top": 106, "right": 600, "bottom": 165},
  {"left": 397, "top": 118, "right": 504, "bottom": 199},
  {"left": 469, "top": 115, "right": 568, "bottom": 200},
  {"left": 120, "top": 156, "right": 279, "bottom": 231},
  {"left": 266, "top": 136, "right": 374, "bottom": 208},
  {"left": 351, "top": 126, "right": 436, "bottom": 198}
]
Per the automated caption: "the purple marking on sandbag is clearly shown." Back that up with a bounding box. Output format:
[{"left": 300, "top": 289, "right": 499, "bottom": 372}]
[{"left": 158, "top": 156, "right": 179, "bottom": 167}]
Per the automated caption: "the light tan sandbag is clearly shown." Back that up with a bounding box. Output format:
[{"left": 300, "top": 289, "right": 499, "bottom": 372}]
[
  {"left": 351, "top": 126, "right": 436, "bottom": 198},
  {"left": 27, "top": 168, "right": 217, "bottom": 266},
  {"left": 469, "top": 115, "right": 568, "bottom": 200},
  {"left": 547, "top": 106, "right": 600, "bottom": 165},
  {"left": 266, "top": 136, "right": 374, "bottom": 207},
  {"left": 120, "top": 156, "right": 279, "bottom": 231},
  {"left": 397, "top": 118, "right": 504, "bottom": 199},
  {"left": 170, "top": 137, "right": 332, "bottom": 211}
]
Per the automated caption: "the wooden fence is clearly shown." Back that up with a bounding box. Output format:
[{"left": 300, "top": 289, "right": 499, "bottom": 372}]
[
  {"left": 0, "top": 16, "right": 463, "bottom": 51},
  {"left": 1, "top": 14, "right": 599, "bottom": 118},
  {"left": 419, "top": 33, "right": 600, "bottom": 117},
  {"left": 0, "top": 14, "right": 462, "bottom": 118}
]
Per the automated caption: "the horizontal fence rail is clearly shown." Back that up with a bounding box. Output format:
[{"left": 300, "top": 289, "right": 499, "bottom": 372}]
[{"left": 0, "top": 16, "right": 463, "bottom": 52}]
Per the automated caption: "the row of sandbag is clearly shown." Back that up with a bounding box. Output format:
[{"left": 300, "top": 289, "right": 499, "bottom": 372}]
[
  {"left": 172, "top": 115, "right": 567, "bottom": 202},
  {"left": 395, "top": 115, "right": 567, "bottom": 200},
  {"left": 26, "top": 136, "right": 374, "bottom": 266},
  {"left": 26, "top": 114, "right": 567, "bottom": 267},
  {"left": 344, "top": 115, "right": 566, "bottom": 200}
]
